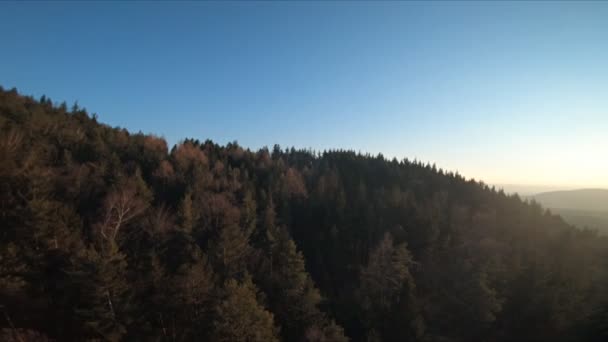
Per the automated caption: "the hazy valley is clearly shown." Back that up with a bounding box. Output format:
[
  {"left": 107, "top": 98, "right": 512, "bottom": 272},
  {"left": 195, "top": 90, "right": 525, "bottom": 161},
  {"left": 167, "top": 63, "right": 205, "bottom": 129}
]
[{"left": 528, "top": 189, "right": 608, "bottom": 234}]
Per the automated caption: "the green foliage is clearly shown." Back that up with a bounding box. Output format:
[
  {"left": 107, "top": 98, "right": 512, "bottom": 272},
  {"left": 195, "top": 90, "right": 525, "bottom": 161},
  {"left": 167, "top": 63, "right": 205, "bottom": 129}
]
[
  {"left": 70, "top": 242, "right": 131, "bottom": 340},
  {"left": 357, "top": 233, "right": 422, "bottom": 341},
  {"left": 359, "top": 233, "right": 414, "bottom": 311},
  {"left": 212, "top": 277, "right": 280, "bottom": 342}
]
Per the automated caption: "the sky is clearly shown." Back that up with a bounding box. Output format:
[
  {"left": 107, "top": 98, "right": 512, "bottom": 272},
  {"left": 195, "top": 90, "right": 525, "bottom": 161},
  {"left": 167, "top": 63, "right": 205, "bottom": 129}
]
[{"left": 1, "top": 1, "right": 607, "bottom": 189}]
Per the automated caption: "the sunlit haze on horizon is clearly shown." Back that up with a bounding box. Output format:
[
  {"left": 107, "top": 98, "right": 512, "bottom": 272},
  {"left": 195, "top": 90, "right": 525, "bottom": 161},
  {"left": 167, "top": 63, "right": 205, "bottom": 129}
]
[{"left": 1, "top": 1, "right": 606, "bottom": 189}]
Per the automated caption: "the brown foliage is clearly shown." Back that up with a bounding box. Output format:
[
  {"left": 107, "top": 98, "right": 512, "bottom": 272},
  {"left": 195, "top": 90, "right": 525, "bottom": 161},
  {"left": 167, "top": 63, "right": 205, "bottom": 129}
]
[
  {"left": 282, "top": 167, "right": 308, "bottom": 198},
  {"left": 173, "top": 142, "right": 208, "bottom": 171},
  {"left": 153, "top": 160, "right": 175, "bottom": 180},
  {"left": 143, "top": 135, "right": 168, "bottom": 156}
]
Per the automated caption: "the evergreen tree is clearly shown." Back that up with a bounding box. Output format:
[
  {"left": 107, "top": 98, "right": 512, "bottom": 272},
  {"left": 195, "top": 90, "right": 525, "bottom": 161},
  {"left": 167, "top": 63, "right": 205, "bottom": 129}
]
[
  {"left": 210, "top": 222, "right": 251, "bottom": 279},
  {"left": 178, "top": 190, "right": 195, "bottom": 233},
  {"left": 212, "top": 277, "right": 280, "bottom": 342},
  {"left": 71, "top": 242, "right": 131, "bottom": 340},
  {"left": 358, "top": 233, "right": 422, "bottom": 341}
]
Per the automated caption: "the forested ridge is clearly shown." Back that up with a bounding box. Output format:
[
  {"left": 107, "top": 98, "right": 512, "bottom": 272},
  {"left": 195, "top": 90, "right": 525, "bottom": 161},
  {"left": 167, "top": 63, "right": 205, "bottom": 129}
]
[{"left": 1, "top": 87, "right": 607, "bottom": 342}]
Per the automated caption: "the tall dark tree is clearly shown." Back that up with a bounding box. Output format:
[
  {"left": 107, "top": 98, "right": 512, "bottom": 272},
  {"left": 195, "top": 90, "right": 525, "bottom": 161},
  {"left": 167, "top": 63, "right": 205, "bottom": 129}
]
[{"left": 212, "top": 277, "right": 280, "bottom": 342}]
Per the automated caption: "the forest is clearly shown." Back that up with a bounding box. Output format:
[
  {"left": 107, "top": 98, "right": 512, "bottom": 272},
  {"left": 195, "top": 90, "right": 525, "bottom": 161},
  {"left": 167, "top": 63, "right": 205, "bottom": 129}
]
[{"left": 1, "top": 87, "right": 607, "bottom": 341}]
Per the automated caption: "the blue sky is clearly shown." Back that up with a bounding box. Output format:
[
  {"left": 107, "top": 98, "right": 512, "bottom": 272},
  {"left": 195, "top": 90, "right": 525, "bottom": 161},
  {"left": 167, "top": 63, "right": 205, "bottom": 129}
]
[{"left": 1, "top": 1, "right": 607, "bottom": 188}]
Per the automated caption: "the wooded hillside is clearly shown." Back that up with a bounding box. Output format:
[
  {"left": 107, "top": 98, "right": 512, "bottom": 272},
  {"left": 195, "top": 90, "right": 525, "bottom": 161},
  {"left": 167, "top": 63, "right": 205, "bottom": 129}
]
[{"left": 1, "top": 87, "right": 607, "bottom": 341}]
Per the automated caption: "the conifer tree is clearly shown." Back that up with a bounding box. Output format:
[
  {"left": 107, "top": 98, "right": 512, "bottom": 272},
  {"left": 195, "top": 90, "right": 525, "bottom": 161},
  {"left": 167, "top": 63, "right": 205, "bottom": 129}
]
[
  {"left": 178, "top": 190, "right": 195, "bottom": 233},
  {"left": 209, "top": 222, "right": 251, "bottom": 279},
  {"left": 266, "top": 227, "right": 328, "bottom": 340},
  {"left": 72, "top": 241, "right": 131, "bottom": 340},
  {"left": 212, "top": 277, "right": 280, "bottom": 342}
]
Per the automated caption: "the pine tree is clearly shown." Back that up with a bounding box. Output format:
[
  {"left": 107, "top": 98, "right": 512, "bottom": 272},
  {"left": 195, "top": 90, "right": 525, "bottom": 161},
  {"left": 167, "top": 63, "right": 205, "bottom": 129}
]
[
  {"left": 359, "top": 233, "right": 414, "bottom": 310},
  {"left": 72, "top": 241, "right": 131, "bottom": 340},
  {"left": 152, "top": 250, "right": 216, "bottom": 340},
  {"left": 212, "top": 277, "right": 280, "bottom": 342},
  {"left": 210, "top": 222, "right": 251, "bottom": 279},
  {"left": 268, "top": 227, "right": 324, "bottom": 340},
  {"left": 358, "top": 232, "right": 421, "bottom": 340},
  {"left": 178, "top": 190, "right": 195, "bottom": 233}
]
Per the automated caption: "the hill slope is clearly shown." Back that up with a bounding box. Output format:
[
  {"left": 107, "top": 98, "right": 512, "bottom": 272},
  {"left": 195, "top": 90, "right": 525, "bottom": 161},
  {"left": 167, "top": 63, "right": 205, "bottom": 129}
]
[
  {"left": 529, "top": 189, "right": 608, "bottom": 234},
  {"left": 531, "top": 189, "right": 608, "bottom": 212},
  {"left": 1, "top": 87, "right": 608, "bottom": 342}
]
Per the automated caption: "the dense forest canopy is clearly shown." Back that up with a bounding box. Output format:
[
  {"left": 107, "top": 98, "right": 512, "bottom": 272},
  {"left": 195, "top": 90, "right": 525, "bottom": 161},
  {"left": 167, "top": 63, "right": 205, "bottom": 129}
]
[{"left": 1, "top": 87, "right": 608, "bottom": 341}]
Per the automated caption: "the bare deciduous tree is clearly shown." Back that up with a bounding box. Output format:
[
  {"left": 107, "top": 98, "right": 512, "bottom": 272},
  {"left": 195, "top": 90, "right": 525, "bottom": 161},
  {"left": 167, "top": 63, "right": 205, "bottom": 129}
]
[{"left": 97, "top": 182, "right": 148, "bottom": 242}]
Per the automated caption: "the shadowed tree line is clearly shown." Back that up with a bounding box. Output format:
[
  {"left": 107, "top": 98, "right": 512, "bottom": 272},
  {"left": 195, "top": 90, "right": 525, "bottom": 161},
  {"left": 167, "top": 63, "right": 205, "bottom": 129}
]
[{"left": 1, "top": 87, "right": 607, "bottom": 341}]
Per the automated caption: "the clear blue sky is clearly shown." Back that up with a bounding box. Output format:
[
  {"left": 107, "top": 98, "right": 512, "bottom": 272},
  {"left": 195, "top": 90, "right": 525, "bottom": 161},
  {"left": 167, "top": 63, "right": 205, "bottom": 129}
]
[{"left": 1, "top": 1, "right": 607, "bottom": 188}]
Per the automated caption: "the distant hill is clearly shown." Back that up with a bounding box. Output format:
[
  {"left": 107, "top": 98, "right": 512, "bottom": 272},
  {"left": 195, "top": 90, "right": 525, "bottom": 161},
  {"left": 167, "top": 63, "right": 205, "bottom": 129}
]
[
  {"left": 495, "top": 184, "right": 576, "bottom": 196},
  {"left": 529, "top": 189, "right": 608, "bottom": 212},
  {"left": 549, "top": 208, "right": 608, "bottom": 234},
  {"left": 529, "top": 189, "right": 608, "bottom": 233}
]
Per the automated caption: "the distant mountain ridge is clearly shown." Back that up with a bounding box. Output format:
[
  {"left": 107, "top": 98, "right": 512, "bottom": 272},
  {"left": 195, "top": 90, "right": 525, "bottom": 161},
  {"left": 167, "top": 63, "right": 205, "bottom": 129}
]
[
  {"left": 529, "top": 188, "right": 608, "bottom": 212},
  {"left": 529, "top": 189, "right": 608, "bottom": 234}
]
